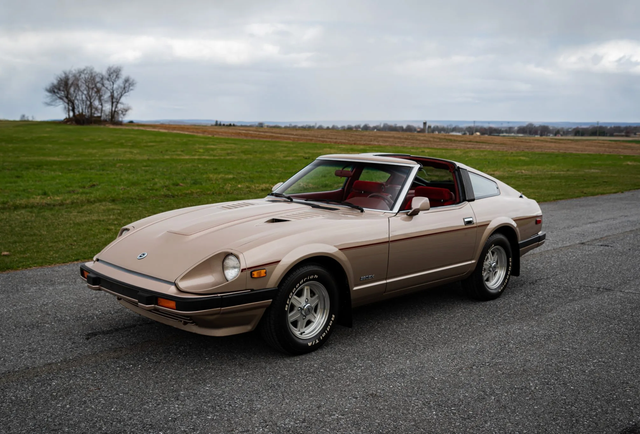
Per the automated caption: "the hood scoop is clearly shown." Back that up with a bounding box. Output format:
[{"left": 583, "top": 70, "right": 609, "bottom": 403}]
[
  {"left": 266, "top": 218, "right": 290, "bottom": 223},
  {"left": 264, "top": 211, "right": 324, "bottom": 224}
]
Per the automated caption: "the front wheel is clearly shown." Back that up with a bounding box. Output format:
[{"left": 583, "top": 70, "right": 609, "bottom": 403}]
[
  {"left": 463, "top": 233, "right": 512, "bottom": 301},
  {"left": 260, "top": 264, "right": 339, "bottom": 355}
]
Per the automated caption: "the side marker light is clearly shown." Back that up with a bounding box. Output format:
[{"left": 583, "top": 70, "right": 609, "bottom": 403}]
[
  {"left": 251, "top": 269, "right": 267, "bottom": 279},
  {"left": 535, "top": 217, "right": 542, "bottom": 225},
  {"left": 157, "top": 298, "right": 177, "bottom": 309}
]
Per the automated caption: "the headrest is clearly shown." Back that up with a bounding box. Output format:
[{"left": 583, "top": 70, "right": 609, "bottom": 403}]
[{"left": 335, "top": 169, "right": 354, "bottom": 177}]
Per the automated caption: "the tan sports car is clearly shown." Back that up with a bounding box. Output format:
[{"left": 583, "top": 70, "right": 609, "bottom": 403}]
[{"left": 81, "top": 153, "right": 545, "bottom": 354}]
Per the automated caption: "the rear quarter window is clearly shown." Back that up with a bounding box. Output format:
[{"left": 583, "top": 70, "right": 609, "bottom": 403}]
[{"left": 469, "top": 172, "right": 500, "bottom": 199}]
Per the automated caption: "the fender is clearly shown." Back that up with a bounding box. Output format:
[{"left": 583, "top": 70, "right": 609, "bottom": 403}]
[
  {"left": 266, "top": 243, "right": 354, "bottom": 290},
  {"left": 473, "top": 217, "right": 521, "bottom": 277},
  {"left": 474, "top": 217, "right": 520, "bottom": 263}
]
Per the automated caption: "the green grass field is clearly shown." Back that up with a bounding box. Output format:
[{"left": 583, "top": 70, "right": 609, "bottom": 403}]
[{"left": 2, "top": 121, "right": 640, "bottom": 272}]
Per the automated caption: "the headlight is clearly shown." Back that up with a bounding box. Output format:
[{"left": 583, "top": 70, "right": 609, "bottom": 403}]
[{"left": 223, "top": 254, "right": 241, "bottom": 281}]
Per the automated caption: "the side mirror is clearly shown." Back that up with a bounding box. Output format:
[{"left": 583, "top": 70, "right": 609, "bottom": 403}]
[
  {"left": 407, "top": 197, "right": 430, "bottom": 216},
  {"left": 271, "top": 182, "right": 284, "bottom": 192}
]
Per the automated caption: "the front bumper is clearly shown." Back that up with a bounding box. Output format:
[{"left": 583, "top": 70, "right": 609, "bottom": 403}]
[{"left": 80, "top": 262, "right": 278, "bottom": 337}]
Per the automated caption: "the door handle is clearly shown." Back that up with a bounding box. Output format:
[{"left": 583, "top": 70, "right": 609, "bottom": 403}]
[{"left": 463, "top": 217, "right": 474, "bottom": 226}]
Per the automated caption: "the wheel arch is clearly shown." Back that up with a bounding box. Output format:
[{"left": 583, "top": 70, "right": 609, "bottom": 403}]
[
  {"left": 269, "top": 248, "right": 353, "bottom": 328},
  {"left": 490, "top": 224, "right": 520, "bottom": 277},
  {"left": 290, "top": 256, "right": 352, "bottom": 328}
]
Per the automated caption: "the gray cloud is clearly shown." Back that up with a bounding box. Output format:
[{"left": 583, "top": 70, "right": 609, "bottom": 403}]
[{"left": 1, "top": 0, "right": 639, "bottom": 122}]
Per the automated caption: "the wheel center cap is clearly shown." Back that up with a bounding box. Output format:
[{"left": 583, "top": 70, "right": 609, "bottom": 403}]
[
  {"left": 302, "top": 304, "right": 314, "bottom": 316},
  {"left": 490, "top": 262, "right": 497, "bottom": 272}
]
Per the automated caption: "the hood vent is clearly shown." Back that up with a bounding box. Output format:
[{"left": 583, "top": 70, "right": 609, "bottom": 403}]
[
  {"left": 220, "top": 202, "right": 254, "bottom": 210},
  {"left": 266, "top": 218, "right": 290, "bottom": 224}
]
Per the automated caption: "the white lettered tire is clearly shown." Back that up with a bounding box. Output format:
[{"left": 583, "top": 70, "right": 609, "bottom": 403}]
[
  {"left": 260, "top": 264, "right": 339, "bottom": 355},
  {"left": 463, "top": 233, "right": 512, "bottom": 301}
]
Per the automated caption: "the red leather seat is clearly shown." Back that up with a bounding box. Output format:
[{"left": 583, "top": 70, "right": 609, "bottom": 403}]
[
  {"left": 347, "top": 181, "right": 385, "bottom": 200},
  {"left": 414, "top": 186, "right": 455, "bottom": 207}
]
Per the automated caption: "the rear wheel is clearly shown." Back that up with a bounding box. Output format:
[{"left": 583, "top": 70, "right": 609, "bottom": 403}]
[
  {"left": 463, "top": 233, "right": 512, "bottom": 301},
  {"left": 260, "top": 264, "right": 339, "bottom": 355}
]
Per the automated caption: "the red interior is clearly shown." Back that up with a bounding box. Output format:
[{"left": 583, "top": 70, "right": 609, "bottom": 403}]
[
  {"left": 346, "top": 180, "right": 385, "bottom": 200},
  {"left": 396, "top": 156, "right": 460, "bottom": 210},
  {"left": 415, "top": 186, "right": 455, "bottom": 206},
  {"left": 291, "top": 156, "right": 461, "bottom": 211}
]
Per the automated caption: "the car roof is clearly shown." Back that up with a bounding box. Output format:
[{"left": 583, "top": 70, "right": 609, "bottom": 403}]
[
  {"left": 318, "top": 153, "right": 419, "bottom": 166},
  {"left": 319, "top": 153, "right": 464, "bottom": 169}
]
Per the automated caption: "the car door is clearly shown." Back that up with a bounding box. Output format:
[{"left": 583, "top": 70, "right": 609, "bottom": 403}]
[{"left": 385, "top": 201, "right": 478, "bottom": 293}]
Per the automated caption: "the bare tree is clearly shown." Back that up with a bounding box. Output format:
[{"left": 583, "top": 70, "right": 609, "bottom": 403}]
[
  {"left": 44, "top": 65, "right": 135, "bottom": 124},
  {"left": 77, "top": 67, "right": 105, "bottom": 122},
  {"left": 102, "top": 66, "right": 136, "bottom": 123},
  {"left": 44, "top": 69, "right": 80, "bottom": 119}
]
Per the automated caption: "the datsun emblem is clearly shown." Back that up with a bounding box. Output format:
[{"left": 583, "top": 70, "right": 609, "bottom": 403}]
[{"left": 137, "top": 252, "right": 148, "bottom": 260}]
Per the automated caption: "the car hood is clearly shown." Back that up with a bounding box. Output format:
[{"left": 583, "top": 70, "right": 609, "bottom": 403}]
[{"left": 96, "top": 199, "right": 367, "bottom": 282}]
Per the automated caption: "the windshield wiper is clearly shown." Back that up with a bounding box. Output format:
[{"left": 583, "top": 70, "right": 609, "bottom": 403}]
[
  {"left": 267, "top": 192, "right": 293, "bottom": 202},
  {"left": 304, "top": 199, "right": 364, "bottom": 213},
  {"left": 267, "top": 193, "right": 339, "bottom": 210}
]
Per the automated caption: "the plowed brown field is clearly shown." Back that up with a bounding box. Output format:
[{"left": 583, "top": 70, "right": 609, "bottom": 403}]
[{"left": 119, "top": 124, "right": 640, "bottom": 155}]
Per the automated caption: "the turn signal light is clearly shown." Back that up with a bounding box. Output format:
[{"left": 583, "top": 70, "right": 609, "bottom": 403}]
[
  {"left": 157, "top": 298, "right": 177, "bottom": 309},
  {"left": 251, "top": 269, "right": 267, "bottom": 279},
  {"left": 81, "top": 269, "right": 89, "bottom": 279}
]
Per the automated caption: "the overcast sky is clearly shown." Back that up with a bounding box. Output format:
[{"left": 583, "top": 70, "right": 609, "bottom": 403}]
[{"left": 1, "top": 0, "right": 639, "bottom": 123}]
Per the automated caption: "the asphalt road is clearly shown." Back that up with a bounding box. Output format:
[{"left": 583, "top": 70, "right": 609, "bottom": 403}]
[{"left": 1, "top": 191, "right": 639, "bottom": 433}]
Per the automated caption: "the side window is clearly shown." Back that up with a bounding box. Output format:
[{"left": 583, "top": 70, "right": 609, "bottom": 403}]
[
  {"left": 413, "top": 166, "right": 455, "bottom": 188},
  {"left": 419, "top": 166, "right": 453, "bottom": 182},
  {"left": 469, "top": 172, "right": 500, "bottom": 199}
]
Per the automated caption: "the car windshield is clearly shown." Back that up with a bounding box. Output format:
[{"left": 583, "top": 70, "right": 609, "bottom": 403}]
[{"left": 275, "top": 159, "right": 414, "bottom": 211}]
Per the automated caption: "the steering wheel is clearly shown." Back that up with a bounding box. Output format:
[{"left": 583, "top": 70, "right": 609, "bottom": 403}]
[{"left": 368, "top": 193, "right": 394, "bottom": 209}]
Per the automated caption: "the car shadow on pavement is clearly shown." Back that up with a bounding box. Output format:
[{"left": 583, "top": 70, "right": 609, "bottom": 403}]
[
  {"left": 83, "top": 281, "right": 485, "bottom": 362},
  {"left": 170, "top": 282, "right": 469, "bottom": 356}
]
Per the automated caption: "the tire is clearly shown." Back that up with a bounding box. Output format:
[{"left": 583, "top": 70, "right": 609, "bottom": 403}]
[
  {"left": 260, "top": 264, "right": 339, "bottom": 355},
  {"left": 463, "top": 233, "right": 512, "bottom": 301}
]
